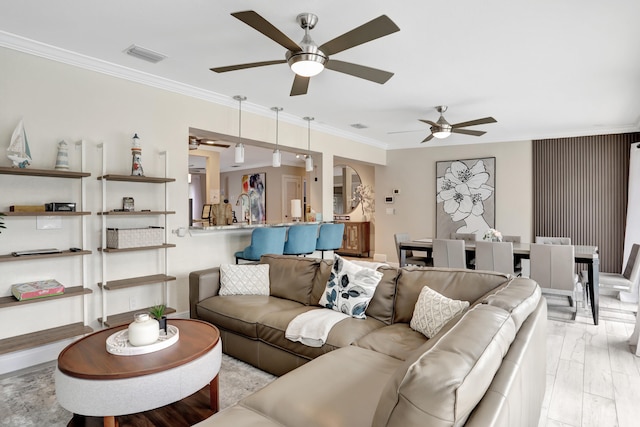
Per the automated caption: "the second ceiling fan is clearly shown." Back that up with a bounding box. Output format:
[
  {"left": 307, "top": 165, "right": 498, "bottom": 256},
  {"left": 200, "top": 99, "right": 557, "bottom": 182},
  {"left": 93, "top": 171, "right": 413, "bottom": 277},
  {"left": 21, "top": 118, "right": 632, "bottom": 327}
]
[
  {"left": 210, "top": 10, "right": 400, "bottom": 96},
  {"left": 419, "top": 106, "right": 497, "bottom": 143}
]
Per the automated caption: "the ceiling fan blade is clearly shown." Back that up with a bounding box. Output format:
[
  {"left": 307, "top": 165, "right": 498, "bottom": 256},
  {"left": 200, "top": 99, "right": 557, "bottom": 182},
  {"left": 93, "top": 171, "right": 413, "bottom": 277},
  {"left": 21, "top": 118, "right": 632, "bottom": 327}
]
[
  {"left": 421, "top": 134, "right": 435, "bottom": 143},
  {"left": 319, "top": 15, "right": 400, "bottom": 56},
  {"left": 325, "top": 60, "right": 393, "bottom": 84},
  {"left": 451, "top": 128, "right": 486, "bottom": 136},
  {"left": 231, "top": 10, "right": 301, "bottom": 52},
  {"left": 210, "top": 59, "right": 286, "bottom": 73},
  {"left": 290, "top": 74, "right": 310, "bottom": 96},
  {"left": 419, "top": 119, "right": 438, "bottom": 127},
  {"left": 451, "top": 117, "right": 497, "bottom": 128}
]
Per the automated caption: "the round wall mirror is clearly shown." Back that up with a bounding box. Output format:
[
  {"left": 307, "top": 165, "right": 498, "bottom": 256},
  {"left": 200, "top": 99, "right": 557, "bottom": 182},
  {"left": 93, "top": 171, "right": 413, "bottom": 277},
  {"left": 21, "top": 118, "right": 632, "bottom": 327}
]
[{"left": 333, "top": 165, "right": 362, "bottom": 215}]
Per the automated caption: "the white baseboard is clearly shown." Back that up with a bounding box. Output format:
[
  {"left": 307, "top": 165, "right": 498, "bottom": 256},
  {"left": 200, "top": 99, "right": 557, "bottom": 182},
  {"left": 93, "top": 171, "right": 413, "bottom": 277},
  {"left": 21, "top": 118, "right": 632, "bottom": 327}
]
[{"left": 0, "top": 339, "right": 75, "bottom": 376}]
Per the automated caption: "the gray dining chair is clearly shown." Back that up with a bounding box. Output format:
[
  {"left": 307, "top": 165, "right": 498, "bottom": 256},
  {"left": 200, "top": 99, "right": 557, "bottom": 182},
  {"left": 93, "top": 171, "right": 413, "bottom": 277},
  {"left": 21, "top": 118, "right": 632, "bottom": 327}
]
[
  {"left": 502, "top": 235, "right": 521, "bottom": 243},
  {"left": 394, "top": 233, "right": 431, "bottom": 267},
  {"left": 451, "top": 233, "right": 476, "bottom": 268},
  {"left": 475, "top": 241, "right": 514, "bottom": 275},
  {"left": 432, "top": 239, "right": 467, "bottom": 269},
  {"left": 535, "top": 236, "right": 571, "bottom": 245},
  {"left": 598, "top": 243, "right": 640, "bottom": 294},
  {"left": 529, "top": 243, "right": 579, "bottom": 318},
  {"left": 452, "top": 232, "right": 476, "bottom": 242}
]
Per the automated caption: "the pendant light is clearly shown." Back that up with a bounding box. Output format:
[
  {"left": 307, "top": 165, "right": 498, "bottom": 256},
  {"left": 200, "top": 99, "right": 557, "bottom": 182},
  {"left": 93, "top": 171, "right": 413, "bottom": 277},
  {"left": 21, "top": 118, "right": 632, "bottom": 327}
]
[
  {"left": 271, "top": 106, "right": 283, "bottom": 167},
  {"left": 304, "top": 116, "right": 314, "bottom": 172},
  {"left": 233, "top": 95, "right": 246, "bottom": 164}
]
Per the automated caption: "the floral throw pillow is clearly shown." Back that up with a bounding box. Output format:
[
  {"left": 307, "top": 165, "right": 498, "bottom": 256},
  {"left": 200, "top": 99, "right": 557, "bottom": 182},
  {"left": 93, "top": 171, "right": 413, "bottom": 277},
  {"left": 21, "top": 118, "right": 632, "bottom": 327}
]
[
  {"left": 318, "top": 254, "right": 383, "bottom": 319},
  {"left": 410, "top": 286, "right": 469, "bottom": 338}
]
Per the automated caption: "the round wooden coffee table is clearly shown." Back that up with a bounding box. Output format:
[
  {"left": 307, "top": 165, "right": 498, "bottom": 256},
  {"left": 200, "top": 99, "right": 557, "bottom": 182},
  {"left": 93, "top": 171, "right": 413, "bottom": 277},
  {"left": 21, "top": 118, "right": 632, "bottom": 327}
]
[{"left": 55, "top": 319, "right": 221, "bottom": 427}]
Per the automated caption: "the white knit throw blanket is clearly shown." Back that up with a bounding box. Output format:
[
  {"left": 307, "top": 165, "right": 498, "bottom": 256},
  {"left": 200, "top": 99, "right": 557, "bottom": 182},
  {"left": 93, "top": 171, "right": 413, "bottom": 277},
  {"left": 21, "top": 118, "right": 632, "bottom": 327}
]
[{"left": 285, "top": 308, "right": 350, "bottom": 347}]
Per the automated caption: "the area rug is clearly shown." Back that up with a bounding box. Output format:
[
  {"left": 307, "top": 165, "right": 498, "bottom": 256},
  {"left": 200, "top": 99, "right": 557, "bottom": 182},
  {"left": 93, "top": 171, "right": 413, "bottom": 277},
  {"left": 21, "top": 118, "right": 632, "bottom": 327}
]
[{"left": 0, "top": 354, "right": 275, "bottom": 427}]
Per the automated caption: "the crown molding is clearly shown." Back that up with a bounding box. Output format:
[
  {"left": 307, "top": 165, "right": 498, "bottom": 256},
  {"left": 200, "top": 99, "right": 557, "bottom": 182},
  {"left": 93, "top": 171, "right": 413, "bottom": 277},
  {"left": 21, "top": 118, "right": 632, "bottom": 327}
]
[{"left": 0, "top": 30, "right": 390, "bottom": 150}]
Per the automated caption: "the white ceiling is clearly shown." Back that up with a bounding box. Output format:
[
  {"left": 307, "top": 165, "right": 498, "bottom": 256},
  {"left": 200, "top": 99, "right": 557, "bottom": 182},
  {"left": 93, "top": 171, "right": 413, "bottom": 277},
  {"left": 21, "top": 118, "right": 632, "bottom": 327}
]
[{"left": 1, "top": 0, "right": 640, "bottom": 151}]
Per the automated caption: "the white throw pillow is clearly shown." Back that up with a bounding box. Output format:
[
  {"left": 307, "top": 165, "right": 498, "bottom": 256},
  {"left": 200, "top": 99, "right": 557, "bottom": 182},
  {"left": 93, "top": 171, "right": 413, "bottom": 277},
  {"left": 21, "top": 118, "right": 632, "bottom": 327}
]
[
  {"left": 410, "top": 286, "right": 469, "bottom": 338},
  {"left": 318, "top": 254, "right": 383, "bottom": 319},
  {"left": 219, "top": 264, "right": 270, "bottom": 296}
]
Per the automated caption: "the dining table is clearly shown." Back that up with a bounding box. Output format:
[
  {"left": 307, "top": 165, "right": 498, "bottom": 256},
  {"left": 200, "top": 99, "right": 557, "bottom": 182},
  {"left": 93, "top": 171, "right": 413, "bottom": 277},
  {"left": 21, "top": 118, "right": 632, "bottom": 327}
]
[{"left": 398, "top": 239, "right": 600, "bottom": 325}]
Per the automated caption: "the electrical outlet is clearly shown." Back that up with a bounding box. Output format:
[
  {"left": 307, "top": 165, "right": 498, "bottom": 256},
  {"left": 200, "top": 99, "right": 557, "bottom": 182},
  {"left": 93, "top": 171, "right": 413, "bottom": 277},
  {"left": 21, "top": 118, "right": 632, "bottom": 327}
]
[{"left": 129, "top": 297, "right": 138, "bottom": 310}]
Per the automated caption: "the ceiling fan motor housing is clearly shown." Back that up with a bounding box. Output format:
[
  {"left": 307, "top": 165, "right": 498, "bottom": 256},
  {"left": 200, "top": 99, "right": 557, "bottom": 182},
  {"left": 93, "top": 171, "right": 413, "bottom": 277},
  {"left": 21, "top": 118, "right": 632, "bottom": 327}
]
[{"left": 286, "top": 13, "right": 327, "bottom": 75}]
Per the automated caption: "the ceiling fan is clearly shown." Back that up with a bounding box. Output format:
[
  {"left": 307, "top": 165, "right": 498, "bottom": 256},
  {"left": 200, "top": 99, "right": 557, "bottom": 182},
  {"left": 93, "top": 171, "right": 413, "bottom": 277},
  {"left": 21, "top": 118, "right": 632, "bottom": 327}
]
[
  {"left": 210, "top": 10, "right": 400, "bottom": 96},
  {"left": 189, "top": 137, "right": 230, "bottom": 150},
  {"left": 419, "top": 106, "right": 497, "bottom": 143}
]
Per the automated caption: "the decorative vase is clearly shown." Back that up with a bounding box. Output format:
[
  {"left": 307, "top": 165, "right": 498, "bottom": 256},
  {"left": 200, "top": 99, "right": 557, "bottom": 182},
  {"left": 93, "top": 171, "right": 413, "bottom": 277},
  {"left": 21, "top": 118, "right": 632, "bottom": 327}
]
[{"left": 128, "top": 312, "right": 159, "bottom": 346}]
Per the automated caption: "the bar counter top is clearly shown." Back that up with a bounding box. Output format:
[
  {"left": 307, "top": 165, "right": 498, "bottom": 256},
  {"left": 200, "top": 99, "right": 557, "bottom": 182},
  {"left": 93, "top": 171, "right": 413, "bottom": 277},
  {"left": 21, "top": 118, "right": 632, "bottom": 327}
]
[{"left": 189, "top": 221, "right": 325, "bottom": 234}]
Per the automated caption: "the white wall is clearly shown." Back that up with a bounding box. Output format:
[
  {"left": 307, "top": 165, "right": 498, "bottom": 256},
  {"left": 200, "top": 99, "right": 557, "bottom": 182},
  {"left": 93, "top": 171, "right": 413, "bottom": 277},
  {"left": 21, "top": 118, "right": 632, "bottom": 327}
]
[
  {"left": 374, "top": 141, "right": 533, "bottom": 264},
  {"left": 0, "top": 46, "right": 387, "bottom": 371}
]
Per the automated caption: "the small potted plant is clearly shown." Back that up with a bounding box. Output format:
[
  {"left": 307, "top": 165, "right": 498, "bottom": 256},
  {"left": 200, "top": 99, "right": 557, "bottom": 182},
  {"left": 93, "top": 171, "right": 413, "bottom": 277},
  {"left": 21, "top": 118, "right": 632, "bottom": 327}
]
[{"left": 149, "top": 304, "right": 167, "bottom": 334}]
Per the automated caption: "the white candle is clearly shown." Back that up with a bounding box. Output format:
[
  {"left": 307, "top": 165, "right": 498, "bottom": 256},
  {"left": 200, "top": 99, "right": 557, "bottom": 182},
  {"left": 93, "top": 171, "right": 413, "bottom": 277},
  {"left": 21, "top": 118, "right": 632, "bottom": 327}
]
[{"left": 291, "top": 199, "right": 302, "bottom": 220}]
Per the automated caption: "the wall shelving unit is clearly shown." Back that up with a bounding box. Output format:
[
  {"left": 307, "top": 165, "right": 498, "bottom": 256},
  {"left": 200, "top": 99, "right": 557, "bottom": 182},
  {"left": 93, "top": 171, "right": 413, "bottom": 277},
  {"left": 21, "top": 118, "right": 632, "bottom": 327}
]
[
  {"left": 96, "top": 145, "right": 176, "bottom": 327},
  {"left": 0, "top": 142, "right": 93, "bottom": 355}
]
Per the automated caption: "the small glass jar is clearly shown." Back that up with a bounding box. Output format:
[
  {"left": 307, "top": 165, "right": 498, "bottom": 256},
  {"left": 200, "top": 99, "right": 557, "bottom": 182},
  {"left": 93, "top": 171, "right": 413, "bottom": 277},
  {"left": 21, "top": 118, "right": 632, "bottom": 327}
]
[{"left": 128, "top": 312, "right": 159, "bottom": 346}]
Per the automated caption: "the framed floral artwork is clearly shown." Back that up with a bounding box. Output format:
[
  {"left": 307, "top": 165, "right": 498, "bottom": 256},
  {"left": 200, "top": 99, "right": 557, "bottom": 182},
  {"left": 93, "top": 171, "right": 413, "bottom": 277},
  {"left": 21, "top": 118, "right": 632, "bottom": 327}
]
[{"left": 435, "top": 157, "right": 495, "bottom": 239}]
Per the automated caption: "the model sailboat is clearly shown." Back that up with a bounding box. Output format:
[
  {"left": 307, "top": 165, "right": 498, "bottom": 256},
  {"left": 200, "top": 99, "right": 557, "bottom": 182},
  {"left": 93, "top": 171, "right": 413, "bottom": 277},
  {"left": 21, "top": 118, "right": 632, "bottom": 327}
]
[{"left": 7, "top": 120, "right": 32, "bottom": 168}]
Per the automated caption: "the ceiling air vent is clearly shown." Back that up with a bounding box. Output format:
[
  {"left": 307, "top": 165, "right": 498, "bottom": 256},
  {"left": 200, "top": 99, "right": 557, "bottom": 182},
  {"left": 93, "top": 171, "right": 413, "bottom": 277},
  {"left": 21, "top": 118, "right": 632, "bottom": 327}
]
[
  {"left": 124, "top": 44, "right": 167, "bottom": 64},
  {"left": 350, "top": 123, "right": 368, "bottom": 129}
]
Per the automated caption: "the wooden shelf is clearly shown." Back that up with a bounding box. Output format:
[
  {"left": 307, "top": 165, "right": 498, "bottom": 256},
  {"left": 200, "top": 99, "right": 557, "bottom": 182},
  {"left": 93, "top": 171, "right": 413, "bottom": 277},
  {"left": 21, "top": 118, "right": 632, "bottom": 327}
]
[
  {"left": 98, "top": 274, "right": 177, "bottom": 290},
  {"left": 0, "top": 286, "right": 92, "bottom": 309},
  {"left": 99, "top": 244, "right": 176, "bottom": 253},
  {"left": 0, "top": 322, "right": 93, "bottom": 355},
  {"left": 98, "top": 211, "right": 175, "bottom": 216},
  {"left": 97, "top": 174, "right": 175, "bottom": 183},
  {"left": 0, "top": 166, "right": 90, "bottom": 179},
  {"left": 2, "top": 211, "right": 91, "bottom": 216},
  {"left": 0, "top": 250, "right": 91, "bottom": 263},
  {"left": 99, "top": 306, "right": 176, "bottom": 328}
]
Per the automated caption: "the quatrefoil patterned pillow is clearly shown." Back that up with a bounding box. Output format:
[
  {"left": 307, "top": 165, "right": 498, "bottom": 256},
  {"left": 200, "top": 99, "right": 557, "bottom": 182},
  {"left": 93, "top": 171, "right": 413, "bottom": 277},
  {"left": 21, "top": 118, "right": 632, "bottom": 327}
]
[
  {"left": 318, "top": 254, "right": 383, "bottom": 319},
  {"left": 219, "top": 264, "right": 270, "bottom": 296}
]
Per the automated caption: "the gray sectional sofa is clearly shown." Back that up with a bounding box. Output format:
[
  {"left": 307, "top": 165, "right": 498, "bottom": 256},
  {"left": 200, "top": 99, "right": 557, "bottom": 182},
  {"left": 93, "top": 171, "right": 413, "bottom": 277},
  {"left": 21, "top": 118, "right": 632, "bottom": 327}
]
[{"left": 189, "top": 254, "right": 546, "bottom": 427}]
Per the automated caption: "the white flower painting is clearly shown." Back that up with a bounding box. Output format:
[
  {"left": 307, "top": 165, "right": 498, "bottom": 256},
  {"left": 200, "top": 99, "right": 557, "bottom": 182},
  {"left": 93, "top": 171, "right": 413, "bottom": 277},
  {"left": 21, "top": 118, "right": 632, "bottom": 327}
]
[{"left": 436, "top": 158, "right": 496, "bottom": 240}]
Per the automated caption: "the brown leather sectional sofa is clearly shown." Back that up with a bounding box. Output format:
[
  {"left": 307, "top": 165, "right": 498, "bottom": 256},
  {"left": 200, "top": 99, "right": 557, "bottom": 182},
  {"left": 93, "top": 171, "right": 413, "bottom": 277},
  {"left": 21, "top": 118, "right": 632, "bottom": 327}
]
[{"left": 189, "top": 254, "right": 547, "bottom": 427}]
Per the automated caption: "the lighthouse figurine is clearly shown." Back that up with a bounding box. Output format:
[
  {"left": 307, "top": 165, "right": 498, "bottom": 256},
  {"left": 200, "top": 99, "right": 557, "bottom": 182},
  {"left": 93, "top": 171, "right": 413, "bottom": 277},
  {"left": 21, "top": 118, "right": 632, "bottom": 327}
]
[{"left": 131, "top": 133, "right": 144, "bottom": 176}]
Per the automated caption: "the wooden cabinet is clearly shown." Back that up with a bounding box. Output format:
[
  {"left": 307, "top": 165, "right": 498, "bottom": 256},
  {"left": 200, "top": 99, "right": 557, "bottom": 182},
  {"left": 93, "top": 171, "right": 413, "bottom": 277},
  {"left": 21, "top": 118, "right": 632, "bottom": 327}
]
[
  {"left": 0, "top": 157, "right": 93, "bottom": 356},
  {"left": 97, "top": 147, "right": 176, "bottom": 327},
  {"left": 336, "top": 221, "right": 370, "bottom": 257}
]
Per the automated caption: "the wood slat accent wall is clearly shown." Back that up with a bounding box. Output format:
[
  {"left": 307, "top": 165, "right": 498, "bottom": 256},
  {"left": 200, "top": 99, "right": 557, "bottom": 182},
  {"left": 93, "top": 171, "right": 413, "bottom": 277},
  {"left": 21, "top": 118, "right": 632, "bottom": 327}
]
[{"left": 533, "top": 133, "right": 640, "bottom": 273}]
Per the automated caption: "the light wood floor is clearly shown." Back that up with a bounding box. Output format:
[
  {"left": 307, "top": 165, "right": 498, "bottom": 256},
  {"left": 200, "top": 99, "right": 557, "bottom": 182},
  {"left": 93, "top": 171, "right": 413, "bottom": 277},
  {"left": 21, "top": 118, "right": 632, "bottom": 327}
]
[{"left": 540, "top": 293, "right": 639, "bottom": 427}]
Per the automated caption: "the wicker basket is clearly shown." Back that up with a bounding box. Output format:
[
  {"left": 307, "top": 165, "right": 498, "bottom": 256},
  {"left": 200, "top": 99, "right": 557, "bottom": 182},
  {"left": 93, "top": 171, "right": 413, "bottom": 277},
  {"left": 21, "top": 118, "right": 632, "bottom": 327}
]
[{"left": 106, "top": 227, "right": 164, "bottom": 249}]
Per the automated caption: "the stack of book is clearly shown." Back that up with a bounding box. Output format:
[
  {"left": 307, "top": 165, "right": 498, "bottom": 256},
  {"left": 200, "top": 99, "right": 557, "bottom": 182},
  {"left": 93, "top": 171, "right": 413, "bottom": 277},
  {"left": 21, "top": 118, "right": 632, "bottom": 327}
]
[{"left": 11, "top": 279, "right": 65, "bottom": 301}]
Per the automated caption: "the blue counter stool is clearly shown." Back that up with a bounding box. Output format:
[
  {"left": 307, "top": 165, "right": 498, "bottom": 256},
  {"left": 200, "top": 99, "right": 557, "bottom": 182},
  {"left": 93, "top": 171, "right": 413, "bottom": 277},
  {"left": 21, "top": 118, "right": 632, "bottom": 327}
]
[
  {"left": 235, "top": 227, "right": 287, "bottom": 264},
  {"left": 284, "top": 224, "right": 319, "bottom": 256},
  {"left": 315, "top": 223, "right": 345, "bottom": 258}
]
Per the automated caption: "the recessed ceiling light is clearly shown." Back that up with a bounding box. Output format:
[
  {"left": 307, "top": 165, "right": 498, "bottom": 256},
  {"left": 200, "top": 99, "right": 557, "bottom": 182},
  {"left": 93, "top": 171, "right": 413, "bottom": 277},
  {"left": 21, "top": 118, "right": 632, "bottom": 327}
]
[
  {"left": 123, "top": 44, "right": 167, "bottom": 63},
  {"left": 350, "top": 123, "right": 368, "bottom": 129}
]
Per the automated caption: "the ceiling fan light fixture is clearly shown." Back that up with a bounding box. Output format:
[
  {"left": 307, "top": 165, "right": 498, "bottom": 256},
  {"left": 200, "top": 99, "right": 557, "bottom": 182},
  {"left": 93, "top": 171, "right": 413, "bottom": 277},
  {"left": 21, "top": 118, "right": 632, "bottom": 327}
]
[
  {"left": 288, "top": 53, "right": 326, "bottom": 77},
  {"left": 432, "top": 126, "right": 452, "bottom": 139}
]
